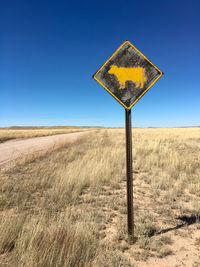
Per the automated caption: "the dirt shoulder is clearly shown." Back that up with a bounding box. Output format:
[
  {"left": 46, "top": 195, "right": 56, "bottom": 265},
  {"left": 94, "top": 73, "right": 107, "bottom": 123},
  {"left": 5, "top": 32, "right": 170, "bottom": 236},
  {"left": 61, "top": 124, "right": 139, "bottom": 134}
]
[{"left": 0, "top": 130, "right": 94, "bottom": 170}]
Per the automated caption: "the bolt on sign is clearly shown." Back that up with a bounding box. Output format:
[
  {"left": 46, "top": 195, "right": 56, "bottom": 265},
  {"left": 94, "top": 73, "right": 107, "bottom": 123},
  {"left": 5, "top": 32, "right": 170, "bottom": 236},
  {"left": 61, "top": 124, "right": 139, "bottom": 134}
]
[
  {"left": 92, "top": 40, "right": 163, "bottom": 237},
  {"left": 93, "top": 40, "right": 163, "bottom": 109}
]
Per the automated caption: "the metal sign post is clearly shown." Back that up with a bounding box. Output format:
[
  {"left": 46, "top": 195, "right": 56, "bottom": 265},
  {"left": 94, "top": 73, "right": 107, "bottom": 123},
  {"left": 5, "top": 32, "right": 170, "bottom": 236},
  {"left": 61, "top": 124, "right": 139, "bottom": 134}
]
[
  {"left": 93, "top": 40, "right": 163, "bottom": 236},
  {"left": 125, "top": 109, "right": 133, "bottom": 236}
]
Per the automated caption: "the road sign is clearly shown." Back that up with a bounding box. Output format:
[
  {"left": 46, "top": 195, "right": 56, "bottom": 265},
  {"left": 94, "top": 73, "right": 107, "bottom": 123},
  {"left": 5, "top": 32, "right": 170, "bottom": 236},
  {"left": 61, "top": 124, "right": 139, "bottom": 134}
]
[
  {"left": 92, "top": 40, "right": 164, "bottom": 237},
  {"left": 93, "top": 40, "right": 163, "bottom": 109}
]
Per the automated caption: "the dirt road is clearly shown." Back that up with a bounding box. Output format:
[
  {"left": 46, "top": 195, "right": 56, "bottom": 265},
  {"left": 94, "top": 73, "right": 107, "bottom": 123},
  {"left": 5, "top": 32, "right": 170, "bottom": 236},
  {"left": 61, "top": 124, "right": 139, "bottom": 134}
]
[{"left": 0, "top": 131, "right": 93, "bottom": 170}]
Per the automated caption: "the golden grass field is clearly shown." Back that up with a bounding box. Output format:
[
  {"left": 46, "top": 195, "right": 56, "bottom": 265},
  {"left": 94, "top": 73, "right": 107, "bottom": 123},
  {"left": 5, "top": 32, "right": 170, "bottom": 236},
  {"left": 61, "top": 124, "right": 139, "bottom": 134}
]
[
  {"left": 0, "top": 127, "right": 200, "bottom": 266},
  {"left": 0, "top": 126, "right": 93, "bottom": 143}
]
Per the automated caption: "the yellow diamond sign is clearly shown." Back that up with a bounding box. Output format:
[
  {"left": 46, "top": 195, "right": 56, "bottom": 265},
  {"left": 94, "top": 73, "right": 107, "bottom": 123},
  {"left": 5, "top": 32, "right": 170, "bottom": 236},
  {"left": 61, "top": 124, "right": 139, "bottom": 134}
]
[{"left": 93, "top": 40, "right": 163, "bottom": 109}]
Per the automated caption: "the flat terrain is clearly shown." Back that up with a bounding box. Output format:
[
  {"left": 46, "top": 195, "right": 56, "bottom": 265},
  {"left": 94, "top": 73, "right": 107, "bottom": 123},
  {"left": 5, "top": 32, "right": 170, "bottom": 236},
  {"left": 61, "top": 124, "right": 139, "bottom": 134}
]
[
  {"left": 0, "top": 131, "right": 93, "bottom": 170},
  {"left": 0, "top": 127, "right": 199, "bottom": 266},
  {"left": 0, "top": 126, "right": 92, "bottom": 143}
]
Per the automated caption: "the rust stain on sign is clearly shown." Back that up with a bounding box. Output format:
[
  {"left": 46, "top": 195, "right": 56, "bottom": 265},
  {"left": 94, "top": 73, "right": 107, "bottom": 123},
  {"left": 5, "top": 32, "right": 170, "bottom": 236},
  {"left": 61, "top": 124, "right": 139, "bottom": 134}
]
[{"left": 93, "top": 40, "right": 163, "bottom": 109}]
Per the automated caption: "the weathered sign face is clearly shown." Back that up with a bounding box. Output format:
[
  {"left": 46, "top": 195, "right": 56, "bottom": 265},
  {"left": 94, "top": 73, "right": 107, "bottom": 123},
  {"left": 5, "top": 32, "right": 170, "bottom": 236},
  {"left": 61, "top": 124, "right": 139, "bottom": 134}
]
[{"left": 93, "top": 40, "right": 163, "bottom": 109}]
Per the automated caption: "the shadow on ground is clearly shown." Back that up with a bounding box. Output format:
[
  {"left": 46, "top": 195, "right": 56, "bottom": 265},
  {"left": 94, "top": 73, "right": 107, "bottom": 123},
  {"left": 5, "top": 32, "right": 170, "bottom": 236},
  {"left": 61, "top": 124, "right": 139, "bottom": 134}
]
[{"left": 154, "top": 215, "right": 199, "bottom": 236}]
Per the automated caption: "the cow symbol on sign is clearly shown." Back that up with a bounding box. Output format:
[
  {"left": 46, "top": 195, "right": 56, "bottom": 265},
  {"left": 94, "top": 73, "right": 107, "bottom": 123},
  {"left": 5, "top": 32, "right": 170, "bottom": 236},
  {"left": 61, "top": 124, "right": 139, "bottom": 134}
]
[{"left": 108, "top": 65, "right": 147, "bottom": 89}]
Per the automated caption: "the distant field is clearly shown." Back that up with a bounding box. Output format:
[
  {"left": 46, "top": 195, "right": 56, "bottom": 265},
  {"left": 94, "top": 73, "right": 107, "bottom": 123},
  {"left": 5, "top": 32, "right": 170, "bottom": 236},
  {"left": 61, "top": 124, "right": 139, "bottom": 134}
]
[
  {"left": 0, "top": 126, "right": 96, "bottom": 143},
  {"left": 0, "top": 127, "right": 199, "bottom": 266}
]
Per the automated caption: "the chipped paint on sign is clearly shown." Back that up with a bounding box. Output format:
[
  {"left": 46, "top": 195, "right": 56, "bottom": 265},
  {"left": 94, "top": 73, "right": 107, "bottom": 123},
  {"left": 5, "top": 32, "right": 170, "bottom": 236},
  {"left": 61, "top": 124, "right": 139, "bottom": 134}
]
[{"left": 93, "top": 40, "right": 163, "bottom": 109}]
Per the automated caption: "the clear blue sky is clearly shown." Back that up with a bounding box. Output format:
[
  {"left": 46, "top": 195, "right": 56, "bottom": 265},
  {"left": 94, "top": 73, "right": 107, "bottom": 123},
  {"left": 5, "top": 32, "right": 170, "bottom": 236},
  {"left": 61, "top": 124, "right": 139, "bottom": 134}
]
[{"left": 1, "top": 0, "right": 200, "bottom": 127}]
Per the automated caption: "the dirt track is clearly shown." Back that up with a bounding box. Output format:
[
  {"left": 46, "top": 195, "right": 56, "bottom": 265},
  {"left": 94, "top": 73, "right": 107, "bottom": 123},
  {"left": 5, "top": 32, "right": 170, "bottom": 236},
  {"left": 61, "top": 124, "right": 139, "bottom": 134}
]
[{"left": 0, "top": 131, "right": 93, "bottom": 170}]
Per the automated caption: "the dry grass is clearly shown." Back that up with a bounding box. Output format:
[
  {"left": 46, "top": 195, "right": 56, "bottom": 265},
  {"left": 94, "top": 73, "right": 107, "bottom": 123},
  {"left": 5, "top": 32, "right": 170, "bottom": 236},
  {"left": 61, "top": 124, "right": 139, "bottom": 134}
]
[
  {"left": 0, "top": 127, "right": 200, "bottom": 266},
  {"left": 0, "top": 126, "right": 94, "bottom": 143}
]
